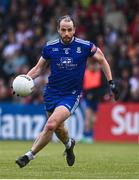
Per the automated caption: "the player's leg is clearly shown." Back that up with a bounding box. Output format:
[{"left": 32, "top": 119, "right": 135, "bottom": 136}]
[
  {"left": 55, "top": 122, "right": 76, "bottom": 153},
  {"left": 30, "top": 111, "right": 52, "bottom": 151},
  {"left": 54, "top": 95, "right": 80, "bottom": 166},
  {"left": 31, "top": 106, "right": 70, "bottom": 154},
  {"left": 55, "top": 122, "right": 69, "bottom": 143},
  {"left": 55, "top": 123, "right": 75, "bottom": 166},
  {"left": 55, "top": 94, "right": 80, "bottom": 144},
  {"left": 16, "top": 106, "right": 70, "bottom": 168}
]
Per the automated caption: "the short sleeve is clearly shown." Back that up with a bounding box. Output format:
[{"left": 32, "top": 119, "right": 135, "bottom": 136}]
[
  {"left": 41, "top": 44, "right": 51, "bottom": 60},
  {"left": 89, "top": 42, "right": 97, "bottom": 57}
]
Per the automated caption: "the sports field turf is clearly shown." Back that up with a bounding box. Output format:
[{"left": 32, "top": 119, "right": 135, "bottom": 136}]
[{"left": 0, "top": 141, "right": 139, "bottom": 179}]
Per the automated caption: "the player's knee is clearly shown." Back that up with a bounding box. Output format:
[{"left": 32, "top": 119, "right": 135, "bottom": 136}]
[{"left": 44, "top": 120, "right": 57, "bottom": 132}]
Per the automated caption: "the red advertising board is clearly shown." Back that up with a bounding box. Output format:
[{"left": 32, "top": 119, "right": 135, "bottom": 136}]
[{"left": 94, "top": 103, "right": 139, "bottom": 142}]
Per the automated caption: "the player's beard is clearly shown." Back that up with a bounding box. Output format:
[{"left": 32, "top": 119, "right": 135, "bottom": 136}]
[{"left": 61, "top": 36, "right": 73, "bottom": 44}]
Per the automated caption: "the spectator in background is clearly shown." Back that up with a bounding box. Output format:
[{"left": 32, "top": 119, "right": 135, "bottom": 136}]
[
  {"left": 104, "top": 25, "right": 118, "bottom": 51},
  {"left": 87, "top": 0, "right": 104, "bottom": 18},
  {"left": 129, "top": 65, "right": 139, "bottom": 101},
  {"left": 0, "top": 78, "right": 11, "bottom": 101},
  {"left": 79, "top": 0, "right": 92, "bottom": 9},
  {"left": 129, "top": 13, "right": 139, "bottom": 43},
  {"left": 82, "top": 59, "right": 104, "bottom": 143},
  {"left": 15, "top": 21, "right": 33, "bottom": 46},
  {"left": 104, "top": 0, "right": 127, "bottom": 31},
  {"left": 2, "top": 29, "right": 21, "bottom": 79},
  {"left": 3, "top": 48, "right": 28, "bottom": 75},
  {"left": 45, "top": 17, "right": 59, "bottom": 41},
  {"left": 87, "top": 12, "right": 104, "bottom": 42},
  {"left": 119, "top": 68, "right": 131, "bottom": 101},
  {"left": 3, "top": 28, "right": 20, "bottom": 58},
  {"left": 117, "top": 44, "right": 131, "bottom": 73}
]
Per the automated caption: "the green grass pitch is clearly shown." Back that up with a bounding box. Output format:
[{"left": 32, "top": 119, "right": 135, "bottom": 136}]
[{"left": 0, "top": 141, "right": 139, "bottom": 179}]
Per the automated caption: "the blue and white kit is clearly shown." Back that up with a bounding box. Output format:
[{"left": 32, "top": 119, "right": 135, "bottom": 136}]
[{"left": 42, "top": 37, "right": 97, "bottom": 113}]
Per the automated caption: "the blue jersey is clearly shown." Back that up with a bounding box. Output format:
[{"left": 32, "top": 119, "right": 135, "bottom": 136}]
[{"left": 42, "top": 37, "right": 97, "bottom": 96}]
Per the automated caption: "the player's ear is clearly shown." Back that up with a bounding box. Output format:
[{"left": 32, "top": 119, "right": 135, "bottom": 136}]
[
  {"left": 73, "top": 27, "right": 76, "bottom": 34},
  {"left": 57, "top": 27, "right": 60, "bottom": 34}
]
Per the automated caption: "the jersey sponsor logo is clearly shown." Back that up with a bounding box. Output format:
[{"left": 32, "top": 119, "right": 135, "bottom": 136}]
[
  {"left": 63, "top": 48, "right": 70, "bottom": 54},
  {"left": 60, "top": 57, "right": 73, "bottom": 64},
  {"left": 76, "top": 47, "right": 81, "bottom": 53},
  {"left": 56, "top": 57, "right": 77, "bottom": 70}
]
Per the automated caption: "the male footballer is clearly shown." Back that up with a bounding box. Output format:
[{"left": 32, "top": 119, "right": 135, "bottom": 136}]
[{"left": 16, "top": 15, "right": 119, "bottom": 168}]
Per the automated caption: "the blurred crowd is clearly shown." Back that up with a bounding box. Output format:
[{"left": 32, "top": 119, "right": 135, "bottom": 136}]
[{"left": 0, "top": 0, "right": 139, "bottom": 103}]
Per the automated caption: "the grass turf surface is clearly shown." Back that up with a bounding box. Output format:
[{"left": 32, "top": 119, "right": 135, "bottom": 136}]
[{"left": 0, "top": 141, "right": 139, "bottom": 179}]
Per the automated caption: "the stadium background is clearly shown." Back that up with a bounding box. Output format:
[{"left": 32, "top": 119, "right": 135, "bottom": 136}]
[{"left": 0, "top": 0, "right": 139, "bottom": 142}]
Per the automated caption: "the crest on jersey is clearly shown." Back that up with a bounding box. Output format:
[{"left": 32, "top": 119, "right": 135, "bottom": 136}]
[
  {"left": 76, "top": 47, "right": 81, "bottom": 53},
  {"left": 63, "top": 48, "right": 70, "bottom": 54}
]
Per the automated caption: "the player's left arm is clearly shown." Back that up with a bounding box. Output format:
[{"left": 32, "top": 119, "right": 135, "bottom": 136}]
[
  {"left": 93, "top": 47, "right": 119, "bottom": 100},
  {"left": 93, "top": 48, "right": 112, "bottom": 81}
]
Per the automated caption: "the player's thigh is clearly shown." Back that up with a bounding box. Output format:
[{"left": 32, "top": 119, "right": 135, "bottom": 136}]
[{"left": 47, "top": 105, "right": 70, "bottom": 128}]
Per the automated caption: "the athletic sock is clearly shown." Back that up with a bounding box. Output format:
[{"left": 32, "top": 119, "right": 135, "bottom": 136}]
[
  {"left": 25, "top": 150, "right": 35, "bottom": 160},
  {"left": 65, "top": 138, "right": 72, "bottom": 149}
]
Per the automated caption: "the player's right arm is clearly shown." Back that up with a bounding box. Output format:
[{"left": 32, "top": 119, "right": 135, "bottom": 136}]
[{"left": 27, "top": 56, "right": 49, "bottom": 79}]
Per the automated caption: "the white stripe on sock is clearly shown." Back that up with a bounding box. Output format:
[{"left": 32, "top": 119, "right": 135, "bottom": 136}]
[
  {"left": 66, "top": 138, "right": 72, "bottom": 149},
  {"left": 25, "top": 151, "right": 35, "bottom": 160}
]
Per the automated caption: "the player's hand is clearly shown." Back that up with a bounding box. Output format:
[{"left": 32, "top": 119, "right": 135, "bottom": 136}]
[{"left": 109, "top": 80, "right": 119, "bottom": 101}]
